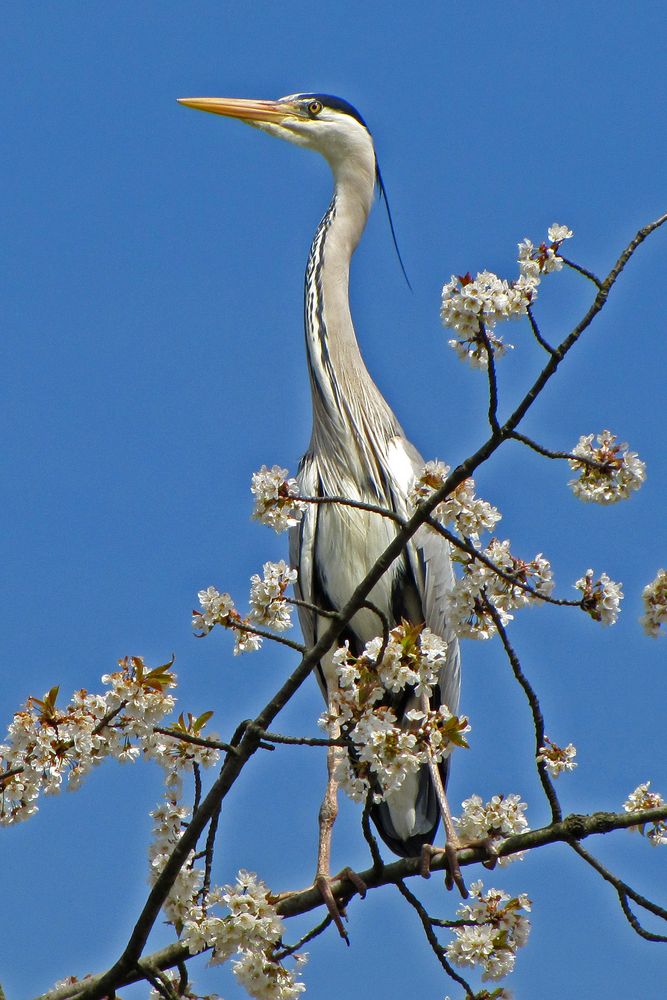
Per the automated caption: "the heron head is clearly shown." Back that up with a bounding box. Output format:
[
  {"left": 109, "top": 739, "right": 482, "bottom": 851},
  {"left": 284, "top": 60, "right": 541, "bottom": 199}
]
[{"left": 177, "top": 92, "right": 376, "bottom": 177}]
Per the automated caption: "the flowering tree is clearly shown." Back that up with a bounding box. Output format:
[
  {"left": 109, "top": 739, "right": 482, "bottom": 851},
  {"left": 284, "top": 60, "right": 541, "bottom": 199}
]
[{"left": 2, "top": 216, "right": 667, "bottom": 1000}]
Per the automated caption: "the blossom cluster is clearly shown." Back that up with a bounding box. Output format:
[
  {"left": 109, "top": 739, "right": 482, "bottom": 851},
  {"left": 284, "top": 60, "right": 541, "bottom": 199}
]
[
  {"left": 575, "top": 570, "right": 623, "bottom": 626},
  {"left": 441, "top": 223, "right": 573, "bottom": 367},
  {"left": 536, "top": 737, "right": 577, "bottom": 778},
  {"left": 640, "top": 569, "right": 667, "bottom": 638},
  {"left": 251, "top": 465, "right": 306, "bottom": 533},
  {"left": 446, "top": 880, "right": 532, "bottom": 981},
  {"left": 194, "top": 562, "right": 298, "bottom": 654},
  {"left": 444, "top": 539, "right": 554, "bottom": 639},
  {"left": 454, "top": 794, "right": 529, "bottom": 866},
  {"left": 409, "top": 461, "right": 501, "bottom": 539},
  {"left": 320, "top": 623, "right": 469, "bottom": 802},
  {"left": 568, "top": 430, "right": 646, "bottom": 504},
  {"left": 0, "top": 657, "right": 180, "bottom": 825},
  {"left": 149, "top": 791, "right": 203, "bottom": 929},
  {"left": 182, "top": 870, "right": 306, "bottom": 1000},
  {"left": 623, "top": 783, "right": 667, "bottom": 846},
  {"left": 249, "top": 561, "right": 298, "bottom": 631}
]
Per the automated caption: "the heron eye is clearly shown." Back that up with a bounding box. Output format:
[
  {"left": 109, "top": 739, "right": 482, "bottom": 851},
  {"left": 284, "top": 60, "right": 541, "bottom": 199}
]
[{"left": 307, "top": 100, "right": 323, "bottom": 116}]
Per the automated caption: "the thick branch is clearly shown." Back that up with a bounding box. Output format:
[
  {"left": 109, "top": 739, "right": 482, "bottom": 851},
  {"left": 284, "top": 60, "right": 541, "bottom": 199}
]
[{"left": 38, "top": 806, "right": 667, "bottom": 1000}]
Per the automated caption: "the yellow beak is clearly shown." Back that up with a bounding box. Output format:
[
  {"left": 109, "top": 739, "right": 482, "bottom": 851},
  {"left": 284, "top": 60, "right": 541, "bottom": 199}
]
[{"left": 177, "top": 97, "right": 295, "bottom": 124}]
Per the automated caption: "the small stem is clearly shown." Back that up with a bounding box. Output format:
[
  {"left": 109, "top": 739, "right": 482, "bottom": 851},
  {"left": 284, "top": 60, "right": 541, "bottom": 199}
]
[
  {"left": 272, "top": 914, "right": 333, "bottom": 960},
  {"left": 395, "top": 880, "right": 475, "bottom": 997},
  {"left": 362, "top": 792, "right": 385, "bottom": 871},
  {"left": 526, "top": 304, "right": 556, "bottom": 354},
  {"left": 153, "top": 727, "right": 237, "bottom": 755},
  {"left": 257, "top": 729, "right": 349, "bottom": 748},
  {"left": 487, "top": 605, "right": 562, "bottom": 823},
  {"left": 202, "top": 802, "right": 222, "bottom": 906},
  {"left": 511, "top": 430, "right": 609, "bottom": 471},
  {"left": 560, "top": 255, "right": 604, "bottom": 289},
  {"left": 192, "top": 761, "right": 202, "bottom": 817},
  {"left": 478, "top": 320, "right": 501, "bottom": 436}
]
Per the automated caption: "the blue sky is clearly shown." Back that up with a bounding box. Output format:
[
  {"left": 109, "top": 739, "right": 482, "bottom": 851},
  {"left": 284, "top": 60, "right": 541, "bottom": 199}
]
[{"left": 2, "top": 3, "right": 666, "bottom": 998}]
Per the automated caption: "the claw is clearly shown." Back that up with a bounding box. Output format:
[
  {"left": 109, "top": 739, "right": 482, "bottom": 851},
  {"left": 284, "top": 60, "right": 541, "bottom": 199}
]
[
  {"left": 420, "top": 842, "right": 468, "bottom": 898},
  {"left": 315, "top": 873, "right": 350, "bottom": 944},
  {"left": 336, "top": 865, "right": 367, "bottom": 899},
  {"left": 314, "top": 866, "right": 367, "bottom": 944}
]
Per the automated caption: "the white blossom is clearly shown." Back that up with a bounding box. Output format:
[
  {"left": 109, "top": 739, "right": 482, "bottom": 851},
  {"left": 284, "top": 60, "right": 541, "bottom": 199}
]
[
  {"left": 193, "top": 584, "right": 264, "bottom": 654},
  {"left": 249, "top": 561, "right": 297, "bottom": 631},
  {"left": 640, "top": 569, "right": 667, "bottom": 638},
  {"left": 251, "top": 465, "right": 306, "bottom": 533},
  {"left": 233, "top": 629, "right": 264, "bottom": 655},
  {"left": 623, "top": 783, "right": 667, "bottom": 846},
  {"left": 445, "top": 539, "right": 554, "bottom": 639},
  {"left": 575, "top": 569, "right": 623, "bottom": 625},
  {"left": 409, "top": 462, "right": 501, "bottom": 539},
  {"left": 547, "top": 223, "right": 574, "bottom": 243},
  {"left": 148, "top": 791, "right": 203, "bottom": 927},
  {"left": 568, "top": 430, "right": 646, "bottom": 504},
  {"left": 0, "top": 658, "right": 179, "bottom": 825},
  {"left": 330, "top": 702, "right": 470, "bottom": 804},
  {"left": 182, "top": 870, "right": 306, "bottom": 999},
  {"left": 446, "top": 880, "right": 531, "bottom": 981},
  {"left": 455, "top": 794, "right": 529, "bottom": 865},
  {"left": 320, "top": 624, "right": 469, "bottom": 803},
  {"left": 537, "top": 737, "right": 577, "bottom": 777},
  {"left": 442, "top": 225, "right": 572, "bottom": 368},
  {"left": 193, "top": 586, "right": 236, "bottom": 635},
  {"left": 441, "top": 271, "right": 529, "bottom": 368}
]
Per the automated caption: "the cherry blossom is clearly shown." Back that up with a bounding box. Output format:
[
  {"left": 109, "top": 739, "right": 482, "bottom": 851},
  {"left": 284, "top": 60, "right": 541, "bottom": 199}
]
[
  {"left": 446, "top": 880, "right": 531, "bottom": 981},
  {"left": 623, "top": 783, "right": 667, "bottom": 846},
  {"left": 251, "top": 465, "right": 306, "bottom": 533},
  {"left": 409, "top": 462, "right": 501, "bottom": 539},
  {"left": 568, "top": 430, "right": 646, "bottom": 504},
  {"left": 249, "top": 561, "right": 297, "bottom": 631},
  {"left": 575, "top": 570, "right": 623, "bottom": 625},
  {"left": 454, "top": 794, "right": 529, "bottom": 865},
  {"left": 640, "top": 569, "right": 667, "bottom": 638},
  {"left": 536, "top": 737, "right": 577, "bottom": 777}
]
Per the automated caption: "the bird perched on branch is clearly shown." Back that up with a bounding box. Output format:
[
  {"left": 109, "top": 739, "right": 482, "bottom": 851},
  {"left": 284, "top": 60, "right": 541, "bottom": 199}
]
[{"left": 179, "top": 92, "right": 464, "bottom": 933}]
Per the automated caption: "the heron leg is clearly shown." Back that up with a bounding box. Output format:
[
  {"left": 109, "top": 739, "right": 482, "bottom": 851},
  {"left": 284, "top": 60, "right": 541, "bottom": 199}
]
[
  {"left": 418, "top": 695, "right": 498, "bottom": 898},
  {"left": 314, "top": 736, "right": 367, "bottom": 943}
]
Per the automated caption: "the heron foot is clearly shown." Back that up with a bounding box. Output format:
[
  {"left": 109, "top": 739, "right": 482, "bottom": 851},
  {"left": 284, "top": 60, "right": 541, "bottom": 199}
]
[
  {"left": 420, "top": 836, "right": 499, "bottom": 897},
  {"left": 420, "top": 841, "right": 468, "bottom": 897},
  {"left": 315, "top": 867, "right": 367, "bottom": 945}
]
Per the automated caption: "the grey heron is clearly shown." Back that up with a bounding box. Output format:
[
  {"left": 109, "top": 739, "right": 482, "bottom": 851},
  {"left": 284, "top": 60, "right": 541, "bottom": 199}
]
[{"left": 179, "top": 93, "right": 464, "bottom": 928}]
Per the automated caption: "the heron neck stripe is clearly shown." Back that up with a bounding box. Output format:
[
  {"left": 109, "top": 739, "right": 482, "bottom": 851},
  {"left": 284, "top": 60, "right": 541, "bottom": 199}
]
[{"left": 304, "top": 196, "right": 343, "bottom": 415}]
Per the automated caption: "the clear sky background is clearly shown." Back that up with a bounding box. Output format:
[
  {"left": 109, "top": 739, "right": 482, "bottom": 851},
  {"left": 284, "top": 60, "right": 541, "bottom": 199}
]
[{"left": 2, "top": 3, "right": 666, "bottom": 998}]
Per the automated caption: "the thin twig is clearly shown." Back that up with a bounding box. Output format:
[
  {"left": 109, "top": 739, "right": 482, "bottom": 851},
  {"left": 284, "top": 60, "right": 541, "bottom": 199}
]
[
  {"left": 560, "top": 255, "right": 604, "bottom": 289},
  {"left": 394, "top": 879, "right": 475, "bottom": 997},
  {"left": 229, "top": 619, "right": 306, "bottom": 653},
  {"left": 570, "top": 840, "right": 667, "bottom": 942},
  {"left": 526, "top": 304, "right": 556, "bottom": 354},
  {"left": 257, "top": 729, "right": 349, "bottom": 748},
  {"left": 191, "top": 761, "right": 202, "bottom": 819},
  {"left": 362, "top": 792, "right": 385, "bottom": 872},
  {"left": 135, "top": 962, "right": 179, "bottom": 1000},
  {"left": 486, "top": 603, "right": 562, "bottom": 823},
  {"left": 511, "top": 429, "right": 610, "bottom": 471},
  {"left": 202, "top": 801, "right": 221, "bottom": 906},
  {"left": 153, "top": 727, "right": 236, "bottom": 755},
  {"left": 272, "top": 914, "right": 333, "bottom": 960},
  {"left": 478, "top": 320, "right": 501, "bottom": 436}
]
